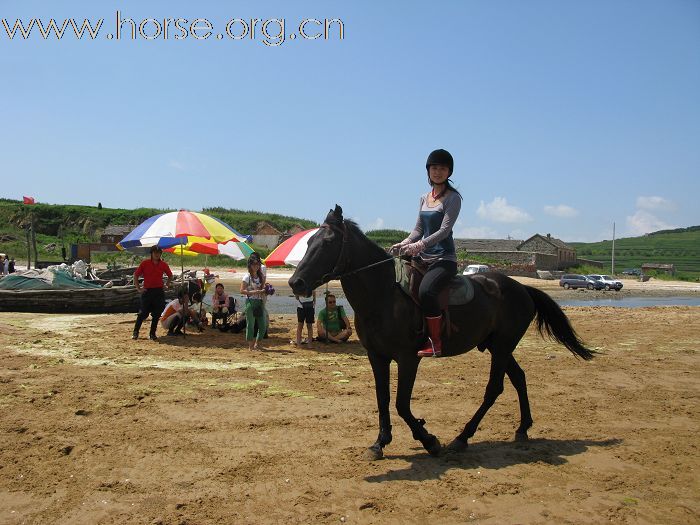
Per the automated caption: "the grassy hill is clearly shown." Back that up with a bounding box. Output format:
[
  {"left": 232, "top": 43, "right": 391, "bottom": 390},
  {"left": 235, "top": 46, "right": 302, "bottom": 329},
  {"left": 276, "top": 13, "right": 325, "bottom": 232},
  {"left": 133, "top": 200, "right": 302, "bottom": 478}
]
[
  {"left": 0, "top": 198, "right": 317, "bottom": 267},
  {"left": 570, "top": 226, "right": 700, "bottom": 280},
  {"left": 365, "top": 229, "right": 410, "bottom": 247}
]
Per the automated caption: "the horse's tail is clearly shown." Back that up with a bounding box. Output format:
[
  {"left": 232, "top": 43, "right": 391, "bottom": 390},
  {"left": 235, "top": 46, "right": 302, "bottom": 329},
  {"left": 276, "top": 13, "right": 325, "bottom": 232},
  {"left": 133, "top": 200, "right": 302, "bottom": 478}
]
[{"left": 525, "top": 286, "right": 595, "bottom": 360}]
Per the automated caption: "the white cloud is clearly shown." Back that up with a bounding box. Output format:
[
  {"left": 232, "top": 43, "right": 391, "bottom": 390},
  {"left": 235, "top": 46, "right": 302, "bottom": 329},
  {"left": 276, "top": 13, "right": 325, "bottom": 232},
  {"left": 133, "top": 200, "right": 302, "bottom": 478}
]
[
  {"left": 636, "top": 196, "right": 676, "bottom": 211},
  {"left": 454, "top": 225, "right": 499, "bottom": 239},
  {"left": 543, "top": 204, "right": 579, "bottom": 218},
  {"left": 364, "top": 217, "right": 385, "bottom": 231},
  {"left": 168, "top": 160, "right": 185, "bottom": 171},
  {"left": 626, "top": 210, "right": 676, "bottom": 236},
  {"left": 477, "top": 197, "right": 532, "bottom": 223}
]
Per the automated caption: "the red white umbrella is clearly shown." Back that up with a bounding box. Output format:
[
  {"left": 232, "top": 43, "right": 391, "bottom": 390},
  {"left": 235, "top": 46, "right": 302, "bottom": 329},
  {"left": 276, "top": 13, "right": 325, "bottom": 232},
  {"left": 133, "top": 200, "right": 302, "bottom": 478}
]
[{"left": 264, "top": 228, "right": 320, "bottom": 267}]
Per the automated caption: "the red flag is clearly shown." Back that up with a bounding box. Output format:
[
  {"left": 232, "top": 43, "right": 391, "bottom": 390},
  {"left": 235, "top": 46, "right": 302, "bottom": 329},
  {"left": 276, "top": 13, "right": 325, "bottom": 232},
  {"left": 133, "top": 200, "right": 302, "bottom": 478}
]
[{"left": 23, "top": 196, "right": 35, "bottom": 205}]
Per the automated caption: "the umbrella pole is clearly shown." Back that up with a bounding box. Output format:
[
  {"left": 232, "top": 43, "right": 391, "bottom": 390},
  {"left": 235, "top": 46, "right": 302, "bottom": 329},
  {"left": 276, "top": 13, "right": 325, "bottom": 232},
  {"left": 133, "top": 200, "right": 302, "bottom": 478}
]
[{"left": 181, "top": 248, "right": 186, "bottom": 338}]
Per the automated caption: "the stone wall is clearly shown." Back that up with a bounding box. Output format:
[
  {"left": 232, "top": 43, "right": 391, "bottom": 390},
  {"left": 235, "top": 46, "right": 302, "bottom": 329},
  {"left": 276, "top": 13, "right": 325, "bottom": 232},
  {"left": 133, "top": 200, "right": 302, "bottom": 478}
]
[{"left": 460, "top": 251, "right": 561, "bottom": 275}]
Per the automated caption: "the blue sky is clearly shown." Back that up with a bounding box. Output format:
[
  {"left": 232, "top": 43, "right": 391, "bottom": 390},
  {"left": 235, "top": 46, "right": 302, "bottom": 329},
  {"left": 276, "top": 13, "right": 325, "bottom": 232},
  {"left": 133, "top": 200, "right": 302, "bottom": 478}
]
[{"left": 1, "top": 0, "right": 699, "bottom": 242}]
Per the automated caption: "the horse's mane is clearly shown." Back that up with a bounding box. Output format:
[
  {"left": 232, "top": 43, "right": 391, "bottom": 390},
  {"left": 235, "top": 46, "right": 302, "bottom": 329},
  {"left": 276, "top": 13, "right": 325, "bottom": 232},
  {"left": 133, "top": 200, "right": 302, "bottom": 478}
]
[{"left": 343, "top": 219, "right": 391, "bottom": 261}]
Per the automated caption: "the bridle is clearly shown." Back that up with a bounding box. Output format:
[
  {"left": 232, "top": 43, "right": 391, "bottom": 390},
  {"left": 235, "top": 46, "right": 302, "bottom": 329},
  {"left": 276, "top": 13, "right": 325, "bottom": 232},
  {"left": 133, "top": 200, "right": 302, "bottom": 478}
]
[{"left": 321, "top": 221, "right": 394, "bottom": 282}]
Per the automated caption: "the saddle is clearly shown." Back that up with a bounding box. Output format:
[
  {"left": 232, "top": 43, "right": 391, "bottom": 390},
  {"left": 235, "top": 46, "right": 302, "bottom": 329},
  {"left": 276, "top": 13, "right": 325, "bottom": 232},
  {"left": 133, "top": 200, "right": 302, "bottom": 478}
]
[{"left": 394, "top": 257, "right": 500, "bottom": 338}]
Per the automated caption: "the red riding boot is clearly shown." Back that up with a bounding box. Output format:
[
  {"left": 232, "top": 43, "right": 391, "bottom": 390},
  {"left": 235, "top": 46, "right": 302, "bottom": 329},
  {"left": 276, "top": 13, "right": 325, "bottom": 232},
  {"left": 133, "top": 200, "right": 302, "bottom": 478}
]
[{"left": 417, "top": 315, "right": 443, "bottom": 357}]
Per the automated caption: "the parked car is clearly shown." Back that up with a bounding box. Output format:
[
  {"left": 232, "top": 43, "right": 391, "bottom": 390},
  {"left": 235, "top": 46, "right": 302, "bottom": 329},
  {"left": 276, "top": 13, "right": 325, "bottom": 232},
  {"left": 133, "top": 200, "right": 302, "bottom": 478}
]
[
  {"left": 463, "top": 264, "right": 490, "bottom": 275},
  {"left": 587, "top": 274, "right": 624, "bottom": 291},
  {"left": 559, "top": 274, "right": 605, "bottom": 290},
  {"left": 622, "top": 268, "right": 641, "bottom": 276}
]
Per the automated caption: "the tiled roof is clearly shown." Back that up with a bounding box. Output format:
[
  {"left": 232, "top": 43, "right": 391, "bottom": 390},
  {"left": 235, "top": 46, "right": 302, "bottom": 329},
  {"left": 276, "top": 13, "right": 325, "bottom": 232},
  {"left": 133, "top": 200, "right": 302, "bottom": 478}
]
[
  {"left": 519, "top": 234, "right": 574, "bottom": 251},
  {"left": 103, "top": 225, "right": 134, "bottom": 236},
  {"left": 454, "top": 239, "right": 523, "bottom": 252}
]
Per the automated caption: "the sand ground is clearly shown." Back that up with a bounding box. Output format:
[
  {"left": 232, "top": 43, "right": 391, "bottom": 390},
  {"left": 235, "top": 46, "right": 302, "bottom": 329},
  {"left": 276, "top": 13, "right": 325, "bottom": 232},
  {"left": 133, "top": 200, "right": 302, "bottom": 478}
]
[{"left": 0, "top": 274, "right": 698, "bottom": 524}]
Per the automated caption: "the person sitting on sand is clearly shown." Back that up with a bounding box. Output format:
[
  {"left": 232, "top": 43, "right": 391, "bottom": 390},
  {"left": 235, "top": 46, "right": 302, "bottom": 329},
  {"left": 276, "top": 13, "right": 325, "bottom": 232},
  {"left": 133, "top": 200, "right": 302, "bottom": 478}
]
[
  {"left": 160, "top": 289, "right": 203, "bottom": 336},
  {"left": 293, "top": 289, "right": 316, "bottom": 346},
  {"left": 211, "top": 283, "right": 231, "bottom": 328},
  {"left": 316, "top": 293, "right": 352, "bottom": 343}
]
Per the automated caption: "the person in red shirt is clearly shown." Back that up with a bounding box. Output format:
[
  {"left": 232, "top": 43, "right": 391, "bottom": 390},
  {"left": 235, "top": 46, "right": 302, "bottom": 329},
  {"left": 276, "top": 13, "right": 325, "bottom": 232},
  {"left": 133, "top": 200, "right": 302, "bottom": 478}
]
[{"left": 132, "top": 246, "right": 173, "bottom": 340}]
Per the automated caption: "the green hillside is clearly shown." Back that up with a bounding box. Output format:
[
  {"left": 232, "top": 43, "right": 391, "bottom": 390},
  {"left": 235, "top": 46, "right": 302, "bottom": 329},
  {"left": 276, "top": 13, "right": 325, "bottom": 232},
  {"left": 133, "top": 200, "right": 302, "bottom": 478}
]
[
  {"left": 570, "top": 226, "right": 700, "bottom": 280},
  {"left": 365, "top": 229, "right": 410, "bottom": 247},
  {"left": 0, "top": 198, "right": 317, "bottom": 267}
]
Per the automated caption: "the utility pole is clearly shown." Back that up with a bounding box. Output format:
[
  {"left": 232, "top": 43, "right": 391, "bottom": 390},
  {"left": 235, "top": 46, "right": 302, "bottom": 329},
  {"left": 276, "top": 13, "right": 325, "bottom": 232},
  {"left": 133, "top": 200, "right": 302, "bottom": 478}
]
[
  {"left": 30, "top": 215, "right": 38, "bottom": 269},
  {"left": 611, "top": 222, "right": 616, "bottom": 275},
  {"left": 25, "top": 225, "right": 32, "bottom": 270}
]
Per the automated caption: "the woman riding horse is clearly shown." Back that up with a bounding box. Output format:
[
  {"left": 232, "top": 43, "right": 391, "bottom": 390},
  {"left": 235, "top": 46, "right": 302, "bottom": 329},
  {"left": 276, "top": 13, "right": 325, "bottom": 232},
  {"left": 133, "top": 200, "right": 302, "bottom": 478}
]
[
  {"left": 289, "top": 205, "right": 593, "bottom": 459},
  {"left": 391, "top": 149, "right": 462, "bottom": 357}
]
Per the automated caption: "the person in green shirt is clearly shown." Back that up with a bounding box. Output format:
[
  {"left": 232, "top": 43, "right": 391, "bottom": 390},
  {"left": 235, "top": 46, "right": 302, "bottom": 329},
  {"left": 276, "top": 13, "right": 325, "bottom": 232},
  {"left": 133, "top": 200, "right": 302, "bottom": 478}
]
[{"left": 316, "top": 293, "right": 352, "bottom": 343}]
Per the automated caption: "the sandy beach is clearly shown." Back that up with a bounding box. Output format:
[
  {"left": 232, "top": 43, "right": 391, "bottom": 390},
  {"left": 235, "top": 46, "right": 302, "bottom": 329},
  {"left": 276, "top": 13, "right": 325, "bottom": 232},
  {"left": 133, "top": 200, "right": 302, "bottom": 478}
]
[{"left": 0, "top": 276, "right": 698, "bottom": 524}]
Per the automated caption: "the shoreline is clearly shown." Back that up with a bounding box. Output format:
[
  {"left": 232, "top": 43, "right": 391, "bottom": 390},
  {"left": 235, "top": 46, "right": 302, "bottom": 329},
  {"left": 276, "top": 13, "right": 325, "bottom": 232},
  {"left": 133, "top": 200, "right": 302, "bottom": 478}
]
[{"left": 206, "top": 267, "right": 700, "bottom": 300}]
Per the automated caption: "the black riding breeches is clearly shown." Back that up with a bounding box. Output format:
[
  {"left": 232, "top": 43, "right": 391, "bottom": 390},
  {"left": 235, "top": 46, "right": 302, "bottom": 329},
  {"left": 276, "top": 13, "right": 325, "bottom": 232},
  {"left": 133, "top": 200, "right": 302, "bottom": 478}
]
[{"left": 418, "top": 260, "right": 457, "bottom": 317}]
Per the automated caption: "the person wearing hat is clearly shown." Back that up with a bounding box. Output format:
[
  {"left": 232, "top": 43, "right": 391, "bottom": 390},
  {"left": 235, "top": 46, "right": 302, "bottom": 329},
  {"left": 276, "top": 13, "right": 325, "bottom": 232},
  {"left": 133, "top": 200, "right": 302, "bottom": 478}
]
[
  {"left": 390, "top": 149, "right": 462, "bottom": 357},
  {"left": 132, "top": 246, "right": 173, "bottom": 340}
]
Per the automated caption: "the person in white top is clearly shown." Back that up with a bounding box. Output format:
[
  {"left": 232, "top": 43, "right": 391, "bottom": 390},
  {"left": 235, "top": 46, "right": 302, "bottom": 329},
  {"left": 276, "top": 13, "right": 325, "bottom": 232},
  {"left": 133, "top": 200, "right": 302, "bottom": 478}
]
[
  {"left": 293, "top": 289, "right": 316, "bottom": 346},
  {"left": 240, "top": 256, "right": 267, "bottom": 350}
]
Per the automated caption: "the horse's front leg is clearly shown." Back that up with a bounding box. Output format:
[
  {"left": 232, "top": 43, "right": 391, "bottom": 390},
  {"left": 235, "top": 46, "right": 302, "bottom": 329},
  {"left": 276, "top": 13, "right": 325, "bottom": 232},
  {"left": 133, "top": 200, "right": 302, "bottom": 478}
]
[
  {"left": 367, "top": 351, "right": 392, "bottom": 460},
  {"left": 448, "top": 351, "right": 508, "bottom": 452},
  {"left": 396, "top": 357, "right": 441, "bottom": 456}
]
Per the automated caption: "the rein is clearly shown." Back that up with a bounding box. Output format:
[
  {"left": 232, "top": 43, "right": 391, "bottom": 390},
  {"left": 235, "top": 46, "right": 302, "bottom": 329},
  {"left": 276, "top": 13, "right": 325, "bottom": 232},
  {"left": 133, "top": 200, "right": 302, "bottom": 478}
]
[{"left": 321, "top": 222, "right": 395, "bottom": 281}]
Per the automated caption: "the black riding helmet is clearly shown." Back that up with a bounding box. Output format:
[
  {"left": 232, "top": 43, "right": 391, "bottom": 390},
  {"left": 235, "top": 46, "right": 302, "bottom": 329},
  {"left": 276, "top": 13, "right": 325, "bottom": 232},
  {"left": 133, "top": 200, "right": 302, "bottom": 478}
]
[{"left": 426, "top": 149, "right": 454, "bottom": 176}]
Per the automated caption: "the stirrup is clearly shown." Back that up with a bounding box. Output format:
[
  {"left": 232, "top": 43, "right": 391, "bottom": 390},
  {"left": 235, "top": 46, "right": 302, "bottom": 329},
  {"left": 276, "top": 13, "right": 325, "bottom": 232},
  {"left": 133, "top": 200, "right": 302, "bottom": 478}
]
[{"left": 417, "top": 338, "right": 441, "bottom": 358}]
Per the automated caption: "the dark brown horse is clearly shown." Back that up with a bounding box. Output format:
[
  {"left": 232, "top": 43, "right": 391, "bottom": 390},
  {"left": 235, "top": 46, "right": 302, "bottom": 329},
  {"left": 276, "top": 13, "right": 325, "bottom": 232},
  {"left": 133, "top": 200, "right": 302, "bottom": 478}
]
[{"left": 289, "top": 206, "right": 593, "bottom": 459}]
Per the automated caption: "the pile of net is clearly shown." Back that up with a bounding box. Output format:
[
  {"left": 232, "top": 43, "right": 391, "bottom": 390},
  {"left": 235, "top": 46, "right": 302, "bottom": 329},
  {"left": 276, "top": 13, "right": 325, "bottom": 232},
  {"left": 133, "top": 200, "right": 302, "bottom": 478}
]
[{"left": 0, "top": 261, "right": 103, "bottom": 290}]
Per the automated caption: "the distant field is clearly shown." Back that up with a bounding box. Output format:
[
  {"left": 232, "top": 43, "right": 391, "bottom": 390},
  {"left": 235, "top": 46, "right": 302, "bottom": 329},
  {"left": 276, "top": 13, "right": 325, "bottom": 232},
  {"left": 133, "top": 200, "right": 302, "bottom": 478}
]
[{"left": 570, "top": 226, "right": 700, "bottom": 278}]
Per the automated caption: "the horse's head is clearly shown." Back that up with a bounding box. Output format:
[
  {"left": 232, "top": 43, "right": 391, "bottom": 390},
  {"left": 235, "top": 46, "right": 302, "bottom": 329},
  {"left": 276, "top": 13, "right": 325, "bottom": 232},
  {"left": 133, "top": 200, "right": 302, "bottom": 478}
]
[{"left": 289, "top": 204, "right": 346, "bottom": 296}]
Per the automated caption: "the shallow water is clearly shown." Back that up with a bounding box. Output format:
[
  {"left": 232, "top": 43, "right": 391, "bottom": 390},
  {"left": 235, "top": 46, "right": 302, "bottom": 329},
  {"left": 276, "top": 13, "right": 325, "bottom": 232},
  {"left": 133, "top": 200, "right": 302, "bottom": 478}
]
[
  {"left": 256, "top": 294, "right": 700, "bottom": 314},
  {"left": 557, "top": 296, "right": 700, "bottom": 308}
]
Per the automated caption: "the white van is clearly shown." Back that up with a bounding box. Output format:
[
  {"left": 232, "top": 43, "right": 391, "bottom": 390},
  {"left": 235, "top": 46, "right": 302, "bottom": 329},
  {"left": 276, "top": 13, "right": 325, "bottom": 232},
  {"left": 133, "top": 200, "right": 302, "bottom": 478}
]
[{"left": 463, "top": 264, "right": 490, "bottom": 275}]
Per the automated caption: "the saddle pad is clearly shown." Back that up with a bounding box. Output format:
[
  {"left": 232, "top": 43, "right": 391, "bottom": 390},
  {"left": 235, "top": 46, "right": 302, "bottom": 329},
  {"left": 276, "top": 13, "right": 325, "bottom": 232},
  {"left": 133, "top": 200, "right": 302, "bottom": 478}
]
[
  {"left": 448, "top": 275, "right": 474, "bottom": 305},
  {"left": 394, "top": 258, "right": 475, "bottom": 306}
]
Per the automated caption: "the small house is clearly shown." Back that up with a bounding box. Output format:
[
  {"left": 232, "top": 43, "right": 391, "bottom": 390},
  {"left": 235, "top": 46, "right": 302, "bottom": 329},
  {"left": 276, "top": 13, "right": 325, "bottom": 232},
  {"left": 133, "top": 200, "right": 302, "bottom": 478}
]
[
  {"left": 252, "top": 221, "right": 283, "bottom": 249},
  {"left": 101, "top": 225, "right": 135, "bottom": 245},
  {"left": 518, "top": 233, "right": 576, "bottom": 268},
  {"left": 641, "top": 263, "right": 675, "bottom": 275}
]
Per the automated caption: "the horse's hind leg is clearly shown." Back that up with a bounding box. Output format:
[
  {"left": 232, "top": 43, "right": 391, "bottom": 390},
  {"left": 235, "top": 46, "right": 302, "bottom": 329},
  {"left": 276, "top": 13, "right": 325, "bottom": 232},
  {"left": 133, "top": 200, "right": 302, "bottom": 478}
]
[
  {"left": 449, "top": 352, "right": 508, "bottom": 450},
  {"left": 506, "top": 355, "right": 533, "bottom": 441},
  {"left": 367, "top": 351, "right": 392, "bottom": 460},
  {"left": 396, "top": 358, "right": 441, "bottom": 456}
]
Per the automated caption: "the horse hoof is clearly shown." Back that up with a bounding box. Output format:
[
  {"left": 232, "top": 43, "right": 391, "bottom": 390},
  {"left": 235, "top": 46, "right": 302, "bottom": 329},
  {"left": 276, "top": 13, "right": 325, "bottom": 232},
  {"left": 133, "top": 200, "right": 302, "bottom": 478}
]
[
  {"left": 514, "top": 432, "right": 529, "bottom": 442},
  {"left": 426, "top": 436, "right": 442, "bottom": 457},
  {"left": 446, "top": 438, "right": 468, "bottom": 453},
  {"left": 364, "top": 445, "right": 384, "bottom": 461}
]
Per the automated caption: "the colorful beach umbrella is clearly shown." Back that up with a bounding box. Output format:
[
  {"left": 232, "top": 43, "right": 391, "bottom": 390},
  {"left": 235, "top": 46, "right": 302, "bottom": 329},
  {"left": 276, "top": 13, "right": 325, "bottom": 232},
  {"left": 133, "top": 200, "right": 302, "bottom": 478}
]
[
  {"left": 264, "top": 228, "right": 320, "bottom": 267},
  {"left": 165, "top": 238, "right": 254, "bottom": 260},
  {"left": 117, "top": 210, "right": 249, "bottom": 250}
]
